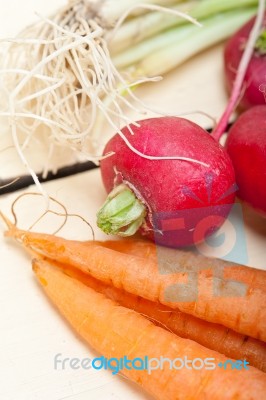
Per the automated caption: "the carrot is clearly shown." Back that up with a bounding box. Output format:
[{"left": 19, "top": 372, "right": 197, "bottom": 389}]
[
  {"left": 95, "top": 239, "right": 266, "bottom": 292},
  {"left": 6, "top": 205, "right": 264, "bottom": 371},
  {"left": 33, "top": 257, "right": 266, "bottom": 400},
  {"left": 6, "top": 225, "right": 266, "bottom": 341},
  {"left": 93, "top": 239, "right": 157, "bottom": 260},
  {"left": 58, "top": 260, "right": 266, "bottom": 372}
]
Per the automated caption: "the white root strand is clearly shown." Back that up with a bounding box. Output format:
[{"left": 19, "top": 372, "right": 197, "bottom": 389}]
[{"left": 0, "top": 0, "right": 207, "bottom": 193}]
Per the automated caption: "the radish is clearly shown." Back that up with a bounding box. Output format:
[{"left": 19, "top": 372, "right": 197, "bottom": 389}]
[
  {"left": 224, "top": 12, "right": 266, "bottom": 110},
  {"left": 97, "top": 117, "right": 236, "bottom": 247},
  {"left": 97, "top": 1, "right": 266, "bottom": 247},
  {"left": 226, "top": 105, "right": 266, "bottom": 215}
]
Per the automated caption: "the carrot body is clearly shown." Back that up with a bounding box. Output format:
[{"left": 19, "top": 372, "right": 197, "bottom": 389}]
[
  {"left": 11, "top": 228, "right": 266, "bottom": 341},
  {"left": 60, "top": 261, "right": 266, "bottom": 372},
  {"left": 95, "top": 239, "right": 266, "bottom": 292},
  {"left": 33, "top": 258, "right": 266, "bottom": 400},
  {"left": 93, "top": 239, "right": 157, "bottom": 260}
]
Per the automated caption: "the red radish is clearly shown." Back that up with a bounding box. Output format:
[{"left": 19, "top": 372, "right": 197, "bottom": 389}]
[
  {"left": 213, "top": 1, "right": 265, "bottom": 141},
  {"left": 224, "top": 12, "right": 266, "bottom": 110},
  {"left": 97, "top": 117, "right": 236, "bottom": 247},
  {"left": 97, "top": 2, "right": 265, "bottom": 247},
  {"left": 226, "top": 105, "right": 266, "bottom": 215}
]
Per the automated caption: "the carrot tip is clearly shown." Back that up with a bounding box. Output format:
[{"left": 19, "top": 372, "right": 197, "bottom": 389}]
[
  {"left": 0, "top": 210, "right": 14, "bottom": 231},
  {"left": 0, "top": 212, "right": 27, "bottom": 242}
]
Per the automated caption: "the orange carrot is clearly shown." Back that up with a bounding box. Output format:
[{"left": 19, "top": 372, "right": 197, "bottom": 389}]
[
  {"left": 94, "top": 239, "right": 266, "bottom": 292},
  {"left": 93, "top": 239, "right": 157, "bottom": 260},
  {"left": 6, "top": 225, "right": 265, "bottom": 341},
  {"left": 33, "top": 257, "right": 266, "bottom": 400},
  {"left": 58, "top": 260, "right": 266, "bottom": 372},
  {"left": 4, "top": 208, "right": 264, "bottom": 370}
]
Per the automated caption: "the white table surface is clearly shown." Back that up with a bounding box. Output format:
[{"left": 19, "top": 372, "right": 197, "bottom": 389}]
[{"left": 0, "top": 2, "right": 265, "bottom": 400}]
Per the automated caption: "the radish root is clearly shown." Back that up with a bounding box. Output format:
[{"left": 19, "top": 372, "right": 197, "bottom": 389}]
[{"left": 0, "top": 192, "right": 94, "bottom": 239}]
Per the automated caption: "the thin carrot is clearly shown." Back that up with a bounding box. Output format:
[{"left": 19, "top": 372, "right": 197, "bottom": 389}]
[
  {"left": 6, "top": 225, "right": 265, "bottom": 341},
  {"left": 33, "top": 257, "right": 266, "bottom": 400},
  {"left": 94, "top": 239, "right": 266, "bottom": 292},
  {"left": 58, "top": 260, "right": 266, "bottom": 372}
]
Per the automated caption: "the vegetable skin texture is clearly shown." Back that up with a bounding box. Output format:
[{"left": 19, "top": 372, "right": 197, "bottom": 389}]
[
  {"left": 94, "top": 239, "right": 266, "bottom": 292},
  {"left": 59, "top": 253, "right": 266, "bottom": 372},
  {"left": 100, "top": 117, "right": 236, "bottom": 247},
  {"left": 226, "top": 105, "right": 266, "bottom": 215},
  {"left": 33, "top": 257, "right": 266, "bottom": 400},
  {"left": 224, "top": 12, "right": 266, "bottom": 110},
  {"left": 6, "top": 226, "right": 266, "bottom": 341}
]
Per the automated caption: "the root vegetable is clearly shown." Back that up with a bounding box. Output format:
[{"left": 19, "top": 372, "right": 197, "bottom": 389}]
[
  {"left": 224, "top": 11, "right": 266, "bottom": 110},
  {"left": 4, "top": 222, "right": 266, "bottom": 341},
  {"left": 97, "top": 117, "right": 236, "bottom": 247},
  {"left": 97, "top": 1, "right": 266, "bottom": 245},
  {"left": 226, "top": 105, "right": 266, "bottom": 215},
  {"left": 33, "top": 257, "right": 266, "bottom": 400},
  {"left": 58, "top": 256, "right": 266, "bottom": 372}
]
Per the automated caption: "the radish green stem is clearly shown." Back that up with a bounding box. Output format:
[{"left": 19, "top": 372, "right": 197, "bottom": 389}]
[
  {"left": 212, "top": 0, "right": 266, "bottom": 142},
  {"left": 96, "top": 184, "right": 146, "bottom": 236}
]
